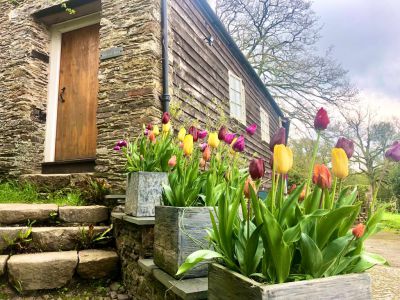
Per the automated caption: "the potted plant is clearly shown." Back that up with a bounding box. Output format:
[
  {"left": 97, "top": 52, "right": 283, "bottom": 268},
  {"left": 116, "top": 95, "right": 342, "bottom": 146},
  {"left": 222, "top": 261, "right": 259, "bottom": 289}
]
[
  {"left": 114, "top": 112, "right": 175, "bottom": 217},
  {"left": 154, "top": 124, "right": 254, "bottom": 279},
  {"left": 177, "top": 108, "right": 389, "bottom": 299}
]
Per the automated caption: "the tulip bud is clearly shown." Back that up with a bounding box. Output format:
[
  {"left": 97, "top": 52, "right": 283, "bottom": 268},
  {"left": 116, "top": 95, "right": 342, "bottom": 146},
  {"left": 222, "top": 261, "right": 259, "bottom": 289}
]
[
  {"left": 246, "top": 124, "right": 257, "bottom": 136},
  {"left": 244, "top": 176, "right": 257, "bottom": 199},
  {"left": 299, "top": 185, "right": 306, "bottom": 202},
  {"left": 203, "top": 145, "right": 211, "bottom": 161},
  {"left": 352, "top": 223, "right": 365, "bottom": 239},
  {"left": 273, "top": 145, "right": 293, "bottom": 174},
  {"left": 198, "top": 130, "right": 208, "bottom": 139},
  {"left": 146, "top": 123, "right": 153, "bottom": 130},
  {"left": 232, "top": 136, "right": 245, "bottom": 152},
  {"left": 312, "top": 164, "right": 332, "bottom": 189},
  {"left": 224, "top": 133, "right": 236, "bottom": 144},
  {"left": 332, "top": 148, "right": 349, "bottom": 179},
  {"left": 314, "top": 108, "right": 330, "bottom": 131},
  {"left": 183, "top": 134, "right": 194, "bottom": 156},
  {"left": 168, "top": 155, "right": 177, "bottom": 167},
  {"left": 385, "top": 141, "right": 400, "bottom": 162},
  {"left": 189, "top": 126, "right": 199, "bottom": 142},
  {"left": 208, "top": 132, "right": 220, "bottom": 149},
  {"left": 249, "top": 158, "right": 265, "bottom": 180},
  {"left": 162, "top": 112, "right": 170, "bottom": 124},
  {"left": 162, "top": 122, "right": 171, "bottom": 134},
  {"left": 335, "top": 137, "right": 354, "bottom": 159},
  {"left": 117, "top": 140, "right": 127, "bottom": 148},
  {"left": 178, "top": 128, "right": 186, "bottom": 142},
  {"left": 218, "top": 126, "right": 227, "bottom": 140},
  {"left": 113, "top": 145, "right": 121, "bottom": 151},
  {"left": 200, "top": 158, "right": 206, "bottom": 169},
  {"left": 153, "top": 125, "right": 160, "bottom": 136},
  {"left": 269, "top": 127, "right": 286, "bottom": 151},
  {"left": 149, "top": 131, "right": 156, "bottom": 143}
]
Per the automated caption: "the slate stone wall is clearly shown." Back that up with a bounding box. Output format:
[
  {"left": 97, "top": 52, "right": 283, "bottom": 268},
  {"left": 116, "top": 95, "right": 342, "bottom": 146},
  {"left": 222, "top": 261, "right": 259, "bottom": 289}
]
[{"left": 0, "top": 0, "right": 164, "bottom": 190}]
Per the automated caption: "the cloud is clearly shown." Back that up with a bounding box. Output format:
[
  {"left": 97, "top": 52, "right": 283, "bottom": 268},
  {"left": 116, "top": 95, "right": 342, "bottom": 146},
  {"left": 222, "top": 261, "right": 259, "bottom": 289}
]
[{"left": 313, "top": 0, "right": 400, "bottom": 104}]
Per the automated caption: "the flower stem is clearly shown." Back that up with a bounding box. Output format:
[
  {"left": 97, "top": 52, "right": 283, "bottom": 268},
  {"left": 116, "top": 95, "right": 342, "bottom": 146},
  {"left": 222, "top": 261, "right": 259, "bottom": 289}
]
[
  {"left": 370, "top": 160, "right": 389, "bottom": 216},
  {"left": 306, "top": 131, "right": 321, "bottom": 197},
  {"left": 331, "top": 177, "right": 338, "bottom": 209}
]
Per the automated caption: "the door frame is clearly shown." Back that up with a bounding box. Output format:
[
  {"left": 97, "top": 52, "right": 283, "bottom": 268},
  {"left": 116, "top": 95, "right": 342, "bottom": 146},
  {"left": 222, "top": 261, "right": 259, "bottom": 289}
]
[{"left": 44, "top": 13, "right": 101, "bottom": 163}]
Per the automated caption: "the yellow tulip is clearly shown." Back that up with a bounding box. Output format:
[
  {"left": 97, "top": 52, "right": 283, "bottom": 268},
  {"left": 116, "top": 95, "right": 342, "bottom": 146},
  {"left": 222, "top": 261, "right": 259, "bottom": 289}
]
[
  {"left": 208, "top": 132, "right": 220, "bottom": 149},
  {"left": 331, "top": 148, "right": 349, "bottom": 179},
  {"left": 178, "top": 128, "right": 186, "bottom": 142},
  {"left": 273, "top": 145, "right": 293, "bottom": 174},
  {"left": 153, "top": 125, "right": 160, "bottom": 136},
  {"left": 183, "top": 134, "right": 194, "bottom": 156},
  {"left": 162, "top": 122, "right": 171, "bottom": 134}
]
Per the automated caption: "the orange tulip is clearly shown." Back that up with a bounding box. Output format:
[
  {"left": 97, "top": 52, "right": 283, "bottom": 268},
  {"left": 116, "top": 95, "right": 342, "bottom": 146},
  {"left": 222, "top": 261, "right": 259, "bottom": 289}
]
[
  {"left": 312, "top": 164, "right": 332, "bottom": 189},
  {"left": 203, "top": 145, "right": 211, "bottom": 161},
  {"left": 244, "top": 176, "right": 256, "bottom": 199},
  {"left": 148, "top": 131, "right": 156, "bottom": 143},
  {"left": 352, "top": 223, "right": 365, "bottom": 239}
]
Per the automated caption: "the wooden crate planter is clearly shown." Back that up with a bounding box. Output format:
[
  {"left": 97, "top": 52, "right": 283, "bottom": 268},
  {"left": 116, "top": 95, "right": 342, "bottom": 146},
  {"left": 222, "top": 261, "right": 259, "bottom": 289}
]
[
  {"left": 125, "top": 172, "right": 168, "bottom": 217},
  {"left": 154, "top": 206, "right": 212, "bottom": 279},
  {"left": 209, "top": 263, "right": 372, "bottom": 300}
]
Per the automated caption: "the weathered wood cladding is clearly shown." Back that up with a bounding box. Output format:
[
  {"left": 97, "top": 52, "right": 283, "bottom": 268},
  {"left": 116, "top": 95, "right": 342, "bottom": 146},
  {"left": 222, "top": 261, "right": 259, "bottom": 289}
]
[{"left": 170, "top": 0, "right": 281, "bottom": 161}]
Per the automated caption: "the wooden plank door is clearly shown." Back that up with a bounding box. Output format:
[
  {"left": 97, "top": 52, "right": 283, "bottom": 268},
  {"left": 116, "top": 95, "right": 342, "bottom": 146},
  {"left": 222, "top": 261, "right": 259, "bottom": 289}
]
[{"left": 55, "top": 24, "right": 100, "bottom": 161}]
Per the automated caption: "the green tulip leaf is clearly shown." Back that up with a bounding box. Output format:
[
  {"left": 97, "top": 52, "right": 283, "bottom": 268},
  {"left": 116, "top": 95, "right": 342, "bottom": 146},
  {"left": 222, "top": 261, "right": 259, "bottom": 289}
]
[
  {"left": 176, "top": 250, "right": 223, "bottom": 276},
  {"left": 300, "top": 233, "right": 323, "bottom": 277},
  {"left": 283, "top": 223, "right": 301, "bottom": 244}
]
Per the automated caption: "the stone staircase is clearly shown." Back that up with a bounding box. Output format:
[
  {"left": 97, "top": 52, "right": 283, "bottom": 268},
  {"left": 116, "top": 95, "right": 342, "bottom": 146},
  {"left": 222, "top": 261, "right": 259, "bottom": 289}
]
[{"left": 0, "top": 203, "right": 119, "bottom": 292}]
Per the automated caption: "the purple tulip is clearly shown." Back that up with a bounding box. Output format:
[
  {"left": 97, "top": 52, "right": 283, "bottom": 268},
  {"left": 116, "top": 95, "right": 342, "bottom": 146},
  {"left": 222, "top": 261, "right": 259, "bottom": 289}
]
[
  {"left": 269, "top": 127, "right": 286, "bottom": 151},
  {"left": 113, "top": 145, "right": 121, "bottom": 151},
  {"left": 218, "top": 126, "right": 227, "bottom": 140},
  {"left": 246, "top": 124, "right": 257, "bottom": 136},
  {"left": 117, "top": 140, "right": 128, "bottom": 148},
  {"left": 198, "top": 130, "right": 208, "bottom": 139},
  {"left": 162, "top": 112, "right": 170, "bottom": 124},
  {"left": 385, "top": 141, "right": 400, "bottom": 162},
  {"left": 336, "top": 137, "right": 355, "bottom": 158},
  {"left": 224, "top": 133, "right": 236, "bottom": 144},
  {"left": 249, "top": 158, "right": 265, "bottom": 180},
  {"left": 200, "top": 143, "right": 208, "bottom": 152},
  {"left": 144, "top": 129, "right": 149, "bottom": 136},
  {"left": 314, "top": 108, "right": 330, "bottom": 131},
  {"left": 232, "top": 136, "right": 245, "bottom": 152},
  {"left": 189, "top": 126, "right": 199, "bottom": 142}
]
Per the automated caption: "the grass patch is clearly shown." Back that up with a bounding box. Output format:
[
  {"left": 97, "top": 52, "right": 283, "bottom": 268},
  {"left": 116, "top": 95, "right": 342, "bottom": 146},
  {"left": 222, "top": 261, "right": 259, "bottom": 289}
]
[
  {"left": 0, "top": 182, "right": 85, "bottom": 206},
  {"left": 381, "top": 212, "right": 400, "bottom": 231}
]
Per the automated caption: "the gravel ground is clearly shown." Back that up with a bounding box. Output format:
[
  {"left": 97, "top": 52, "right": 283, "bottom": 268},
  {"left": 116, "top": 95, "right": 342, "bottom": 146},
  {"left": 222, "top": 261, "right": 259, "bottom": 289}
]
[{"left": 366, "top": 231, "right": 400, "bottom": 299}]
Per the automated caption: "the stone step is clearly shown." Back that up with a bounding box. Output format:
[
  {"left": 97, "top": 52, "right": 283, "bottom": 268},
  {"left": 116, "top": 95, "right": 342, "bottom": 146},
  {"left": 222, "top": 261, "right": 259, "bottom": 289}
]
[
  {"left": 0, "top": 226, "right": 112, "bottom": 252},
  {"left": 19, "top": 173, "right": 94, "bottom": 192},
  {"left": 6, "top": 250, "right": 119, "bottom": 291},
  {"left": 0, "top": 204, "right": 109, "bottom": 225}
]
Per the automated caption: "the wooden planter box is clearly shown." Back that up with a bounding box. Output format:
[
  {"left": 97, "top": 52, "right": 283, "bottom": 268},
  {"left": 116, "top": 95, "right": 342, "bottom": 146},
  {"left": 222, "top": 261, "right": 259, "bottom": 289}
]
[
  {"left": 209, "top": 264, "right": 371, "bottom": 300},
  {"left": 125, "top": 172, "right": 168, "bottom": 217},
  {"left": 154, "top": 206, "right": 213, "bottom": 279}
]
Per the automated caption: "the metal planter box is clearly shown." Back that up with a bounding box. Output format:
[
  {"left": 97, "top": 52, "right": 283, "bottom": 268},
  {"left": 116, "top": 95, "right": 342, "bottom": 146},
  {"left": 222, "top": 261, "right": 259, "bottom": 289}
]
[
  {"left": 209, "top": 263, "right": 372, "bottom": 300},
  {"left": 125, "top": 172, "right": 168, "bottom": 217},
  {"left": 154, "top": 206, "right": 213, "bottom": 279}
]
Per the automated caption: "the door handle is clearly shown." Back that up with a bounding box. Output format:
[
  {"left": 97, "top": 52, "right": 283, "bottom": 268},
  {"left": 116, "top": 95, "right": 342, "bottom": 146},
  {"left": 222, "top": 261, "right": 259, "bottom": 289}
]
[{"left": 59, "top": 87, "right": 66, "bottom": 103}]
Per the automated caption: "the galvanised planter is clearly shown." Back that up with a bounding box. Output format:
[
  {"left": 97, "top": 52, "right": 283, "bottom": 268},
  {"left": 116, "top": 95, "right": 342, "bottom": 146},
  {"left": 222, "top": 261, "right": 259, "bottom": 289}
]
[
  {"left": 125, "top": 172, "right": 168, "bottom": 217},
  {"left": 208, "top": 263, "right": 372, "bottom": 300},
  {"left": 154, "top": 206, "right": 213, "bottom": 279}
]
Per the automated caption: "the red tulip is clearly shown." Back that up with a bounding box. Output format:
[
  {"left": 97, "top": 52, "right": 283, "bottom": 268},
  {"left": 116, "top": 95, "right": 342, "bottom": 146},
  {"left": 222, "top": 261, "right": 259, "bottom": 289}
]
[
  {"left": 249, "top": 158, "right": 265, "bottom": 180},
  {"left": 162, "top": 112, "right": 170, "bottom": 124},
  {"left": 312, "top": 164, "right": 332, "bottom": 189},
  {"left": 246, "top": 124, "right": 257, "bottom": 136},
  {"left": 146, "top": 123, "right": 153, "bottom": 130},
  {"left": 269, "top": 127, "right": 286, "bottom": 151},
  {"left": 189, "top": 126, "right": 199, "bottom": 142},
  {"left": 352, "top": 223, "right": 365, "bottom": 239},
  {"left": 314, "top": 108, "right": 330, "bottom": 131},
  {"left": 336, "top": 137, "right": 354, "bottom": 159},
  {"left": 218, "top": 126, "right": 227, "bottom": 140}
]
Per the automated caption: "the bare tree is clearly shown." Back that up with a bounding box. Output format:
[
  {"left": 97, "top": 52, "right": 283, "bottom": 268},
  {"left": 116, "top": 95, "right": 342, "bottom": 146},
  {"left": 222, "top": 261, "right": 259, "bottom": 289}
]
[{"left": 216, "top": 0, "right": 357, "bottom": 126}]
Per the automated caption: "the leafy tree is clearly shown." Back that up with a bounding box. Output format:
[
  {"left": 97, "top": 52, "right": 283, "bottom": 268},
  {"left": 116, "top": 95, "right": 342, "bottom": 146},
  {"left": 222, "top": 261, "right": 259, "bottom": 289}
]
[{"left": 216, "top": 0, "right": 357, "bottom": 125}]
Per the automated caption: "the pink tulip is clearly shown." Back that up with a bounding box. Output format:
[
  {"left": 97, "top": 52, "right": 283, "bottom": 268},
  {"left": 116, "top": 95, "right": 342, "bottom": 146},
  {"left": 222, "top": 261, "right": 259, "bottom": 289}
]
[{"left": 246, "top": 124, "right": 257, "bottom": 136}]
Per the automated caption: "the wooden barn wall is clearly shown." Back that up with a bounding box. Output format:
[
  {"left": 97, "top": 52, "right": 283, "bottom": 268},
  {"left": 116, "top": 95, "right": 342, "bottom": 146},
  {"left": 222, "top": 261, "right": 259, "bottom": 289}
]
[{"left": 169, "top": 0, "right": 281, "bottom": 162}]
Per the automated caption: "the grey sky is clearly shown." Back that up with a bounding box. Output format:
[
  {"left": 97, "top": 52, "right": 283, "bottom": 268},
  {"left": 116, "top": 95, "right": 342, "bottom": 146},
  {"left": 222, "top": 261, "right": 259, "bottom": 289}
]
[{"left": 312, "top": 0, "right": 400, "bottom": 117}]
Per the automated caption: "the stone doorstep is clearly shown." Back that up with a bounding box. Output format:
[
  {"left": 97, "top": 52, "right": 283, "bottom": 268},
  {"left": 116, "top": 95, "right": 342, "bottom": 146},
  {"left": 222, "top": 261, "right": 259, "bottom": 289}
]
[
  {"left": 138, "top": 259, "right": 208, "bottom": 300},
  {"left": 0, "top": 204, "right": 110, "bottom": 225},
  {"left": 6, "top": 249, "right": 119, "bottom": 291},
  {"left": 0, "top": 226, "right": 111, "bottom": 252}
]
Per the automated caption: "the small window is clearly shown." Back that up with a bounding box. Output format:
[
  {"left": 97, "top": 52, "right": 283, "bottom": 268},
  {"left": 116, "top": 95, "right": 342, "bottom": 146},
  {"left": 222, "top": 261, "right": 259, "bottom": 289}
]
[
  {"left": 260, "top": 106, "right": 270, "bottom": 142},
  {"left": 229, "top": 71, "right": 246, "bottom": 123}
]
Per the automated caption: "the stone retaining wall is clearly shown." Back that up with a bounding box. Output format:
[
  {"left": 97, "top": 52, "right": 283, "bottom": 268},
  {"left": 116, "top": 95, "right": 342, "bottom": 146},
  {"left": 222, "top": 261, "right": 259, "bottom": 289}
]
[{"left": 113, "top": 218, "right": 180, "bottom": 300}]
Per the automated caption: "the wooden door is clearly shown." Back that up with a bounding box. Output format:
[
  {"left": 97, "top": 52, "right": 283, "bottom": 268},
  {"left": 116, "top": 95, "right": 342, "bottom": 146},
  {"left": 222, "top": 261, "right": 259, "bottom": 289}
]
[{"left": 55, "top": 24, "right": 100, "bottom": 161}]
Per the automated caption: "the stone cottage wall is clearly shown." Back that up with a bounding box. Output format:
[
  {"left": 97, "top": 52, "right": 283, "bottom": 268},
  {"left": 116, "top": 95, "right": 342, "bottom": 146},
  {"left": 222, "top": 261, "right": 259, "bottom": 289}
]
[
  {"left": 0, "top": 0, "right": 54, "bottom": 177},
  {"left": 0, "top": 0, "right": 164, "bottom": 190}
]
